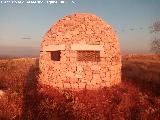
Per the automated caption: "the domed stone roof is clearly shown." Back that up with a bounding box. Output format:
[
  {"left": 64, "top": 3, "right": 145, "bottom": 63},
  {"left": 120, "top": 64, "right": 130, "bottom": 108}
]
[{"left": 41, "top": 13, "right": 119, "bottom": 49}]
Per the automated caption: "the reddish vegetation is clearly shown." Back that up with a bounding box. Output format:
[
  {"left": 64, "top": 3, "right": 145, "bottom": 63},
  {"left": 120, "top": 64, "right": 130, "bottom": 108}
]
[
  {"left": 0, "top": 55, "right": 160, "bottom": 120},
  {"left": 38, "top": 83, "right": 159, "bottom": 120},
  {"left": 122, "top": 54, "right": 160, "bottom": 95}
]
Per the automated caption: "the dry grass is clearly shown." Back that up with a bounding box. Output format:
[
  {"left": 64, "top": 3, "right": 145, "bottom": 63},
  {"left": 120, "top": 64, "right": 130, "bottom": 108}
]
[
  {"left": 122, "top": 54, "right": 160, "bottom": 95},
  {"left": 0, "top": 55, "right": 160, "bottom": 120}
]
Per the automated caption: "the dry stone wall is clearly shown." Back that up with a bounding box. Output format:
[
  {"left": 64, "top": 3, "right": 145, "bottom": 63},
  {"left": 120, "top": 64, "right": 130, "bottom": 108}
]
[{"left": 39, "top": 13, "right": 121, "bottom": 91}]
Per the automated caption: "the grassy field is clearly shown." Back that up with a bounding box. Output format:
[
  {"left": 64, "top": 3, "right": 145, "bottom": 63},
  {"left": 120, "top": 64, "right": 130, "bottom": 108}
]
[
  {"left": 0, "top": 55, "right": 160, "bottom": 120},
  {"left": 122, "top": 54, "right": 160, "bottom": 95}
]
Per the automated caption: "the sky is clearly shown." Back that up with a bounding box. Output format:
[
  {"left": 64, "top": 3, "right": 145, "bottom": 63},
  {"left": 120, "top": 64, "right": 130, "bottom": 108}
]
[{"left": 0, "top": 0, "right": 160, "bottom": 56}]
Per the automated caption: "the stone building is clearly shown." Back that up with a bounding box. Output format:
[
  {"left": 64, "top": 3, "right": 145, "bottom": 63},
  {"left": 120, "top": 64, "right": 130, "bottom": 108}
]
[{"left": 39, "top": 13, "right": 121, "bottom": 90}]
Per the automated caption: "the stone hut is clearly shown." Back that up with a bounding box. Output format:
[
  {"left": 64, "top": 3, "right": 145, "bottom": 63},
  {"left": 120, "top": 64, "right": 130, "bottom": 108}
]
[{"left": 39, "top": 13, "right": 121, "bottom": 90}]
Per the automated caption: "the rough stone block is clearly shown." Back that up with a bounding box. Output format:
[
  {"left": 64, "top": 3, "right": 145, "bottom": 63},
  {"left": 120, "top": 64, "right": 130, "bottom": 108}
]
[
  {"left": 66, "top": 71, "right": 74, "bottom": 78},
  {"left": 91, "top": 65, "right": 101, "bottom": 70},
  {"left": 75, "top": 74, "right": 83, "bottom": 78},
  {"left": 78, "top": 83, "right": 87, "bottom": 89},
  {"left": 77, "top": 66, "right": 83, "bottom": 72}
]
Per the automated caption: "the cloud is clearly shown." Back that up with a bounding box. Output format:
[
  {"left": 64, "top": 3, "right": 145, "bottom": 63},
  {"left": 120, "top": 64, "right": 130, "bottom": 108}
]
[{"left": 21, "top": 37, "right": 32, "bottom": 40}]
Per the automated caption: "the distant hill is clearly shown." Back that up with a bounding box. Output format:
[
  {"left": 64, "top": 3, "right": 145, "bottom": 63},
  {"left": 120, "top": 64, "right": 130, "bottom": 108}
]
[{"left": 0, "top": 46, "right": 39, "bottom": 58}]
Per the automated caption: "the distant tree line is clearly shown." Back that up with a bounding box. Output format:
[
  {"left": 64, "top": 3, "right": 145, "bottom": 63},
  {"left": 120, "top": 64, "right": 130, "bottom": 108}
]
[{"left": 150, "top": 21, "right": 160, "bottom": 54}]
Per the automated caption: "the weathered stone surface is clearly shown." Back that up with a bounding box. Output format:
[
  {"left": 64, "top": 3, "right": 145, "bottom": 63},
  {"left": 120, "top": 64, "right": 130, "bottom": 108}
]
[
  {"left": 71, "top": 44, "right": 104, "bottom": 51},
  {"left": 91, "top": 65, "right": 101, "bottom": 71},
  {"left": 42, "top": 44, "right": 65, "bottom": 51},
  {"left": 39, "top": 13, "right": 121, "bottom": 91},
  {"left": 75, "top": 74, "right": 83, "bottom": 78}
]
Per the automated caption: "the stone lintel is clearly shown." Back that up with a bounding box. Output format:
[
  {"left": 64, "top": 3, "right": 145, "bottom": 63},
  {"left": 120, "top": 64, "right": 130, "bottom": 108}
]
[
  {"left": 43, "top": 44, "right": 65, "bottom": 51},
  {"left": 71, "top": 44, "right": 104, "bottom": 51}
]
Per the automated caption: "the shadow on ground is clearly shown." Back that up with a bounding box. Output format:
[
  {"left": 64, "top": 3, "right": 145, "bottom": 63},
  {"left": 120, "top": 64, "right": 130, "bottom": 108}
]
[
  {"left": 122, "top": 66, "right": 160, "bottom": 97},
  {"left": 17, "top": 59, "right": 160, "bottom": 120},
  {"left": 21, "top": 59, "right": 40, "bottom": 120}
]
